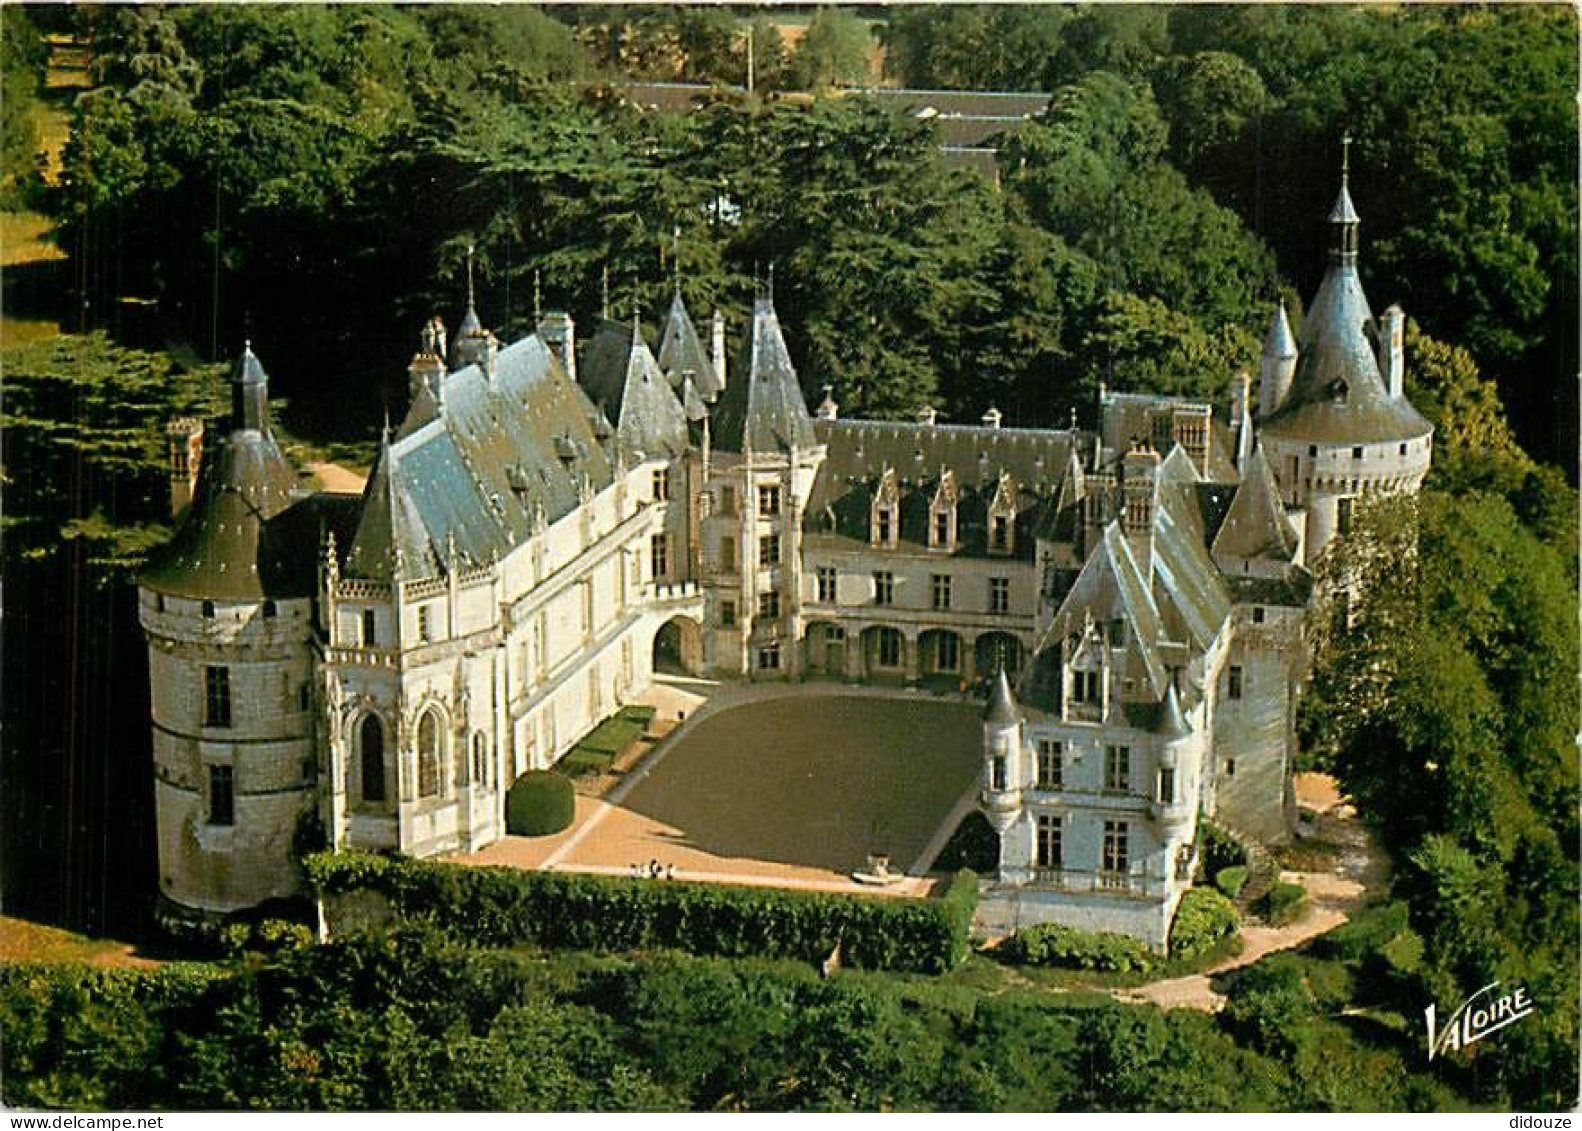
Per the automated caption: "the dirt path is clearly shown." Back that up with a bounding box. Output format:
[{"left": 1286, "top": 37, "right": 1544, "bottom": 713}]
[{"left": 1118, "top": 774, "right": 1388, "bottom": 1012}]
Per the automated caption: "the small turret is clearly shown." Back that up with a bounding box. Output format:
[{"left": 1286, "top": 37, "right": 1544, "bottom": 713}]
[
  {"left": 1230, "top": 370, "right": 1254, "bottom": 471},
  {"left": 981, "top": 667, "right": 1023, "bottom": 833},
  {"left": 408, "top": 317, "right": 447, "bottom": 408},
  {"left": 538, "top": 309, "right": 577, "bottom": 383},
  {"left": 232, "top": 341, "right": 270, "bottom": 433},
  {"left": 1259, "top": 301, "right": 1298, "bottom": 418}
]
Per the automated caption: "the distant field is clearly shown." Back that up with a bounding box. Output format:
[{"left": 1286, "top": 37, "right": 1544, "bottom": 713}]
[{"left": 0, "top": 915, "right": 162, "bottom": 969}]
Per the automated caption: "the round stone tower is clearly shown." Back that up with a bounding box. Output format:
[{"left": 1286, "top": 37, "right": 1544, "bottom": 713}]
[
  {"left": 1257, "top": 156, "right": 1433, "bottom": 566},
  {"left": 138, "top": 344, "right": 318, "bottom": 923}
]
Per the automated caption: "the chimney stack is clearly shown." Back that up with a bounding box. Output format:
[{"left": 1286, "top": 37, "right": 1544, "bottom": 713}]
[
  {"left": 166, "top": 418, "right": 204, "bottom": 518},
  {"left": 982, "top": 406, "right": 1002, "bottom": 430},
  {"left": 1380, "top": 304, "right": 1405, "bottom": 399}
]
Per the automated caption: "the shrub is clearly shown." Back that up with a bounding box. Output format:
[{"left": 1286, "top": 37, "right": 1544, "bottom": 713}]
[
  {"left": 1197, "top": 820, "right": 1248, "bottom": 878},
  {"left": 305, "top": 852, "right": 979, "bottom": 975},
  {"left": 931, "top": 811, "right": 1000, "bottom": 873},
  {"left": 505, "top": 771, "right": 575, "bottom": 836},
  {"left": 1259, "top": 881, "right": 1307, "bottom": 926},
  {"left": 1214, "top": 865, "right": 1249, "bottom": 899},
  {"left": 1169, "top": 888, "right": 1239, "bottom": 960},
  {"left": 999, "top": 923, "right": 1156, "bottom": 973}
]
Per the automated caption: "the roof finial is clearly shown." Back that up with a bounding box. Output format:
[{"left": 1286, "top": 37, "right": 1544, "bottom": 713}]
[
  {"left": 465, "top": 243, "right": 476, "bottom": 310},
  {"left": 766, "top": 261, "right": 774, "bottom": 301},
  {"left": 601, "top": 265, "right": 610, "bottom": 320},
  {"left": 1341, "top": 131, "right": 1352, "bottom": 185},
  {"left": 382, "top": 409, "right": 391, "bottom": 444},
  {"left": 672, "top": 224, "right": 682, "bottom": 294},
  {"left": 533, "top": 268, "right": 542, "bottom": 323},
  {"left": 244, "top": 338, "right": 252, "bottom": 353}
]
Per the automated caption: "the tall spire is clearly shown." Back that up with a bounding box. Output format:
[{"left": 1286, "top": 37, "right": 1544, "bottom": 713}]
[{"left": 1328, "top": 132, "right": 1360, "bottom": 266}]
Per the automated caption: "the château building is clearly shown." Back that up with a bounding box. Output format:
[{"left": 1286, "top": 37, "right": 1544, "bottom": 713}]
[{"left": 139, "top": 171, "right": 1430, "bottom": 947}]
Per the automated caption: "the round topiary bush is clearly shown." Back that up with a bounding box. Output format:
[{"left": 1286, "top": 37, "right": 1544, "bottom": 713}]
[{"left": 506, "top": 770, "right": 575, "bottom": 836}]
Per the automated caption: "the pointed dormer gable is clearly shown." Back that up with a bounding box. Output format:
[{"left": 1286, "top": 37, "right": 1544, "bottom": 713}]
[
  {"left": 929, "top": 466, "right": 959, "bottom": 551},
  {"left": 657, "top": 288, "right": 721, "bottom": 401},
  {"left": 615, "top": 323, "right": 689, "bottom": 462},
  {"left": 987, "top": 469, "right": 1017, "bottom": 555},
  {"left": 344, "top": 438, "right": 439, "bottom": 583},
  {"left": 1050, "top": 521, "right": 1170, "bottom": 701},
  {"left": 871, "top": 465, "right": 900, "bottom": 548},
  {"left": 1211, "top": 444, "right": 1300, "bottom": 567}
]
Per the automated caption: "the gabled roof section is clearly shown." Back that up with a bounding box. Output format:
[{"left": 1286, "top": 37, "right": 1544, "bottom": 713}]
[
  {"left": 1211, "top": 444, "right": 1298, "bottom": 564},
  {"left": 1051, "top": 521, "right": 1171, "bottom": 700},
  {"left": 616, "top": 324, "right": 689, "bottom": 462},
  {"left": 579, "top": 316, "right": 644, "bottom": 420},
  {"left": 1149, "top": 448, "right": 1232, "bottom": 651},
  {"left": 657, "top": 289, "right": 721, "bottom": 401},
  {"left": 711, "top": 296, "right": 816, "bottom": 454}
]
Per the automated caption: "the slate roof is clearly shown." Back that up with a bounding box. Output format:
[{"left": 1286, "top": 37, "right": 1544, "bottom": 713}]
[
  {"left": 984, "top": 667, "right": 1021, "bottom": 724},
  {"left": 141, "top": 347, "right": 310, "bottom": 601},
  {"left": 578, "top": 315, "right": 646, "bottom": 421},
  {"left": 1211, "top": 445, "right": 1299, "bottom": 564},
  {"left": 343, "top": 335, "right": 616, "bottom": 581},
  {"left": 1261, "top": 184, "right": 1433, "bottom": 445},
  {"left": 711, "top": 297, "right": 816, "bottom": 454},
  {"left": 616, "top": 325, "right": 690, "bottom": 462},
  {"left": 657, "top": 289, "right": 721, "bottom": 401},
  {"left": 804, "top": 418, "right": 1078, "bottom": 557}
]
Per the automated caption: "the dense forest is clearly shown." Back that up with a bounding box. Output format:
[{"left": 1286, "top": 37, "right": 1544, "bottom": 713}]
[{"left": 1, "top": 3, "right": 1576, "bottom": 1112}]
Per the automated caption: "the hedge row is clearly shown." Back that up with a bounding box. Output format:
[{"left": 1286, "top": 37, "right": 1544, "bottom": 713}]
[
  {"left": 998, "top": 923, "right": 1156, "bottom": 973},
  {"left": 1258, "top": 881, "right": 1307, "bottom": 926},
  {"left": 305, "top": 852, "right": 978, "bottom": 975}
]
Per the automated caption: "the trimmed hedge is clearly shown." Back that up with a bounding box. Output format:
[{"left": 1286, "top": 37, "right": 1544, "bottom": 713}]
[
  {"left": 554, "top": 705, "right": 660, "bottom": 776},
  {"left": 1168, "top": 887, "right": 1240, "bottom": 960},
  {"left": 505, "top": 770, "right": 575, "bottom": 836},
  {"left": 998, "top": 923, "right": 1156, "bottom": 973},
  {"left": 305, "top": 851, "right": 979, "bottom": 975},
  {"left": 1214, "top": 865, "right": 1249, "bottom": 899},
  {"left": 1259, "top": 881, "right": 1308, "bottom": 926}
]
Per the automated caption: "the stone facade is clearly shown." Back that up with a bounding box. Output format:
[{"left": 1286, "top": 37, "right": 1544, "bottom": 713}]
[{"left": 139, "top": 173, "right": 1429, "bottom": 948}]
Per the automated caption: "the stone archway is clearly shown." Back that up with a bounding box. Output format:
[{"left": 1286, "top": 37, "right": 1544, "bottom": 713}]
[
  {"left": 975, "top": 631, "right": 1025, "bottom": 681},
  {"left": 918, "top": 628, "right": 966, "bottom": 685},
  {"left": 652, "top": 614, "right": 704, "bottom": 676},
  {"left": 803, "top": 620, "right": 846, "bottom": 678},
  {"left": 860, "top": 625, "right": 906, "bottom": 682}
]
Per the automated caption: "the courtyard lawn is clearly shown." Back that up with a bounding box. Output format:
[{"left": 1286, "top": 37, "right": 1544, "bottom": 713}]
[{"left": 554, "top": 694, "right": 983, "bottom": 883}]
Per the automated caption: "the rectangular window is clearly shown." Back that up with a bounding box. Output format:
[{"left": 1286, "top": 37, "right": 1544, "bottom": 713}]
[
  {"left": 936, "top": 632, "right": 960, "bottom": 672},
  {"left": 873, "top": 571, "right": 894, "bottom": 606},
  {"left": 417, "top": 605, "right": 432, "bottom": 643},
  {"left": 991, "top": 514, "right": 1010, "bottom": 552},
  {"left": 720, "top": 485, "right": 736, "bottom": 514},
  {"left": 720, "top": 535, "right": 736, "bottom": 572},
  {"left": 758, "top": 533, "right": 780, "bottom": 568},
  {"left": 204, "top": 666, "right": 232, "bottom": 727},
  {"left": 720, "top": 599, "right": 737, "bottom": 627},
  {"left": 1036, "top": 814, "right": 1062, "bottom": 868},
  {"left": 1071, "top": 669, "right": 1101, "bottom": 704},
  {"left": 758, "top": 589, "right": 780, "bottom": 620},
  {"left": 876, "top": 507, "right": 893, "bottom": 544},
  {"left": 1337, "top": 496, "right": 1354, "bottom": 536},
  {"left": 1158, "top": 766, "right": 1176, "bottom": 806},
  {"left": 816, "top": 566, "right": 836, "bottom": 603},
  {"left": 651, "top": 533, "right": 669, "bottom": 577},
  {"left": 1225, "top": 758, "right": 1237, "bottom": 778},
  {"left": 931, "top": 574, "right": 951, "bottom": 610},
  {"left": 933, "top": 511, "right": 950, "bottom": 547},
  {"left": 990, "top": 754, "right": 1006, "bottom": 791},
  {"left": 1102, "top": 820, "right": 1130, "bottom": 874},
  {"left": 652, "top": 467, "right": 670, "bottom": 501},
  {"left": 1104, "top": 745, "right": 1130, "bottom": 793},
  {"left": 1252, "top": 605, "right": 1265, "bottom": 624},
  {"left": 361, "top": 609, "right": 377, "bottom": 647},
  {"left": 877, "top": 627, "right": 902, "bottom": 667},
  {"left": 208, "top": 764, "right": 234, "bottom": 826},
  {"left": 1352, "top": 446, "right": 1364, "bottom": 460},
  {"left": 1228, "top": 666, "right": 1243, "bottom": 700},
  {"left": 1037, "top": 740, "right": 1063, "bottom": 789},
  {"left": 990, "top": 577, "right": 1010, "bottom": 614},
  {"left": 757, "top": 643, "right": 781, "bottom": 671},
  {"left": 758, "top": 485, "right": 780, "bottom": 517}
]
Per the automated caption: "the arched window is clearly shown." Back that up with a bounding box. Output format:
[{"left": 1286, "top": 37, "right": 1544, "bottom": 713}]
[
  {"left": 471, "top": 732, "right": 488, "bottom": 787},
  {"left": 417, "top": 709, "right": 443, "bottom": 798},
  {"left": 360, "top": 715, "right": 386, "bottom": 803}
]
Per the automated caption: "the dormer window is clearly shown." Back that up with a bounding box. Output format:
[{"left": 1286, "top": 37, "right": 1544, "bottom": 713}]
[
  {"left": 871, "top": 467, "right": 901, "bottom": 549},
  {"left": 987, "top": 471, "right": 1016, "bottom": 555},
  {"left": 929, "top": 468, "right": 958, "bottom": 551}
]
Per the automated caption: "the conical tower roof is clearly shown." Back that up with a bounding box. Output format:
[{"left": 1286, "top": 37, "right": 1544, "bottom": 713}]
[
  {"left": 343, "top": 433, "right": 439, "bottom": 582},
  {"left": 140, "top": 344, "right": 303, "bottom": 600},
  {"left": 1211, "top": 444, "right": 1299, "bottom": 562},
  {"left": 1156, "top": 682, "right": 1189, "bottom": 740},
  {"left": 1263, "top": 301, "right": 1296, "bottom": 361},
  {"left": 711, "top": 295, "right": 816, "bottom": 454},
  {"left": 658, "top": 288, "right": 721, "bottom": 400},
  {"left": 983, "top": 666, "right": 1021, "bottom": 725}
]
